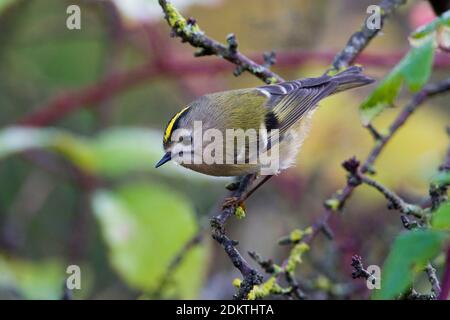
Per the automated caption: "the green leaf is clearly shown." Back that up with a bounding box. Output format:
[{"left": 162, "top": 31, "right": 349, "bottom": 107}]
[
  {"left": 0, "top": 127, "right": 97, "bottom": 170},
  {"left": 0, "top": 127, "right": 53, "bottom": 157},
  {"left": 0, "top": 126, "right": 212, "bottom": 180},
  {"left": 400, "top": 38, "right": 434, "bottom": 92},
  {"left": 361, "top": 9, "right": 450, "bottom": 123},
  {"left": 411, "top": 10, "right": 450, "bottom": 39},
  {"left": 0, "top": 255, "right": 64, "bottom": 299},
  {"left": 373, "top": 230, "right": 445, "bottom": 300},
  {"left": 359, "top": 72, "right": 402, "bottom": 125},
  {"left": 90, "top": 128, "right": 167, "bottom": 177},
  {"left": 91, "top": 183, "right": 208, "bottom": 298},
  {"left": 0, "top": 0, "right": 16, "bottom": 13},
  {"left": 432, "top": 202, "right": 450, "bottom": 230},
  {"left": 360, "top": 36, "right": 435, "bottom": 125},
  {"left": 0, "top": 0, "right": 112, "bottom": 128}
]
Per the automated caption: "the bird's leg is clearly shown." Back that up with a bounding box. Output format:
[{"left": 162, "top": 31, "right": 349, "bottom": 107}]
[
  {"left": 222, "top": 174, "right": 255, "bottom": 209},
  {"left": 221, "top": 174, "right": 273, "bottom": 209},
  {"left": 221, "top": 196, "right": 243, "bottom": 209},
  {"left": 242, "top": 175, "right": 273, "bottom": 201}
]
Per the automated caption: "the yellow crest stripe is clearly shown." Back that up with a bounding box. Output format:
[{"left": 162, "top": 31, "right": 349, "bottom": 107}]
[{"left": 164, "top": 106, "right": 190, "bottom": 143}]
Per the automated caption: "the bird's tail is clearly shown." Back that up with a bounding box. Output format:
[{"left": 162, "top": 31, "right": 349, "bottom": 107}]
[{"left": 330, "top": 66, "right": 374, "bottom": 94}]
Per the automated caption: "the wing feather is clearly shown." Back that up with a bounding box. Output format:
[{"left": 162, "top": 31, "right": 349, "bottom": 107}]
[{"left": 260, "top": 81, "right": 337, "bottom": 136}]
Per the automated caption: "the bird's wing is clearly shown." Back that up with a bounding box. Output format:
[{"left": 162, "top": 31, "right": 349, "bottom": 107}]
[{"left": 258, "top": 78, "right": 337, "bottom": 135}]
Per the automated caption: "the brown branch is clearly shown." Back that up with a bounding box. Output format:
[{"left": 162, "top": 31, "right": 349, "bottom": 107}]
[
  {"left": 438, "top": 246, "right": 450, "bottom": 300},
  {"left": 341, "top": 157, "right": 425, "bottom": 218},
  {"left": 331, "top": 0, "right": 407, "bottom": 70},
  {"left": 157, "top": 0, "right": 284, "bottom": 299},
  {"left": 346, "top": 128, "right": 450, "bottom": 298},
  {"left": 19, "top": 62, "right": 163, "bottom": 127},
  {"left": 406, "top": 289, "right": 435, "bottom": 300},
  {"left": 210, "top": 174, "right": 264, "bottom": 300},
  {"left": 153, "top": 232, "right": 204, "bottom": 298},
  {"left": 351, "top": 255, "right": 377, "bottom": 285},
  {"left": 159, "top": 0, "right": 447, "bottom": 300},
  {"left": 286, "top": 0, "right": 412, "bottom": 255},
  {"left": 425, "top": 263, "right": 441, "bottom": 298},
  {"left": 158, "top": 0, "right": 284, "bottom": 84},
  {"left": 325, "top": 78, "right": 450, "bottom": 217},
  {"left": 18, "top": 49, "right": 450, "bottom": 127},
  {"left": 362, "top": 79, "right": 450, "bottom": 173},
  {"left": 430, "top": 128, "right": 450, "bottom": 210},
  {"left": 156, "top": 0, "right": 413, "bottom": 300},
  {"left": 360, "top": 173, "right": 424, "bottom": 217}
]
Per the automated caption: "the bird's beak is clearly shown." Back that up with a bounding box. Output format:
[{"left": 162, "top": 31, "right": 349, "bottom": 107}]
[{"left": 155, "top": 152, "right": 172, "bottom": 168}]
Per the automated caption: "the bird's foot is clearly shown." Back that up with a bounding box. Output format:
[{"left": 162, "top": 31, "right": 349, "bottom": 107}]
[{"left": 222, "top": 196, "right": 245, "bottom": 210}]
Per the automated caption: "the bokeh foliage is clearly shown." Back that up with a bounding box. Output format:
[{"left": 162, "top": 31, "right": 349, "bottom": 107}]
[{"left": 0, "top": 0, "right": 448, "bottom": 300}]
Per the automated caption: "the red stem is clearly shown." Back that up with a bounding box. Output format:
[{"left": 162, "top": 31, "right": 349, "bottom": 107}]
[{"left": 18, "top": 50, "right": 450, "bottom": 127}]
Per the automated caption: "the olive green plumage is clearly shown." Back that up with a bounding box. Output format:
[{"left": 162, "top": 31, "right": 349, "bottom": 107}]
[{"left": 156, "top": 66, "right": 374, "bottom": 176}]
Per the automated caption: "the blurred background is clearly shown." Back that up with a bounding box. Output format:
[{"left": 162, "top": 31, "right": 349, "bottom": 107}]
[{"left": 0, "top": 0, "right": 448, "bottom": 299}]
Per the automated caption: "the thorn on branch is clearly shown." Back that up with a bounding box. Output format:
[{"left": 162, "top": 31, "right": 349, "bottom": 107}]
[
  {"left": 406, "top": 289, "right": 436, "bottom": 300},
  {"left": 342, "top": 157, "right": 360, "bottom": 174},
  {"left": 342, "top": 157, "right": 362, "bottom": 186},
  {"left": 425, "top": 263, "right": 441, "bottom": 298},
  {"left": 365, "top": 123, "right": 384, "bottom": 141},
  {"left": 158, "top": 0, "right": 450, "bottom": 300},
  {"left": 429, "top": 128, "right": 450, "bottom": 209},
  {"left": 233, "top": 65, "right": 246, "bottom": 77},
  {"left": 235, "top": 270, "right": 264, "bottom": 300},
  {"left": 226, "top": 33, "right": 238, "bottom": 54},
  {"left": 345, "top": 162, "right": 426, "bottom": 218},
  {"left": 351, "top": 255, "right": 376, "bottom": 285},
  {"left": 400, "top": 215, "right": 420, "bottom": 230},
  {"left": 263, "top": 51, "right": 277, "bottom": 68},
  {"left": 187, "top": 17, "right": 196, "bottom": 25},
  {"left": 194, "top": 48, "right": 214, "bottom": 57},
  {"left": 285, "top": 272, "right": 307, "bottom": 300},
  {"left": 159, "top": 0, "right": 284, "bottom": 83},
  {"left": 209, "top": 174, "right": 263, "bottom": 300},
  {"left": 330, "top": 0, "right": 407, "bottom": 70},
  {"left": 248, "top": 251, "right": 276, "bottom": 274}
]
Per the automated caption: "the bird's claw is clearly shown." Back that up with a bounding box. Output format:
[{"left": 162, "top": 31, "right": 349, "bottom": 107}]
[{"left": 222, "top": 196, "right": 245, "bottom": 210}]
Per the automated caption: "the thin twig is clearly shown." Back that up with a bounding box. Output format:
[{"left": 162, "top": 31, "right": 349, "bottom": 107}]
[
  {"left": 18, "top": 53, "right": 450, "bottom": 126},
  {"left": 351, "top": 255, "right": 377, "bottom": 285},
  {"left": 362, "top": 79, "right": 450, "bottom": 173},
  {"left": 157, "top": 0, "right": 414, "bottom": 300},
  {"left": 357, "top": 170, "right": 424, "bottom": 218},
  {"left": 153, "top": 232, "right": 204, "bottom": 297},
  {"left": 425, "top": 263, "right": 441, "bottom": 298},
  {"left": 438, "top": 246, "right": 450, "bottom": 300},
  {"left": 429, "top": 129, "right": 450, "bottom": 210},
  {"left": 158, "top": 0, "right": 284, "bottom": 84},
  {"left": 330, "top": 0, "right": 407, "bottom": 70},
  {"left": 210, "top": 174, "right": 264, "bottom": 300}
]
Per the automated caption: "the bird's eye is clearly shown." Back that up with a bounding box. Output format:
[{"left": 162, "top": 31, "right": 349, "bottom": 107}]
[{"left": 180, "top": 136, "right": 192, "bottom": 145}]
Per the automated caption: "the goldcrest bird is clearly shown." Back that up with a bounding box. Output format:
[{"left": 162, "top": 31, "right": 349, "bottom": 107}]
[{"left": 156, "top": 66, "right": 373, "bottom": 177}]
